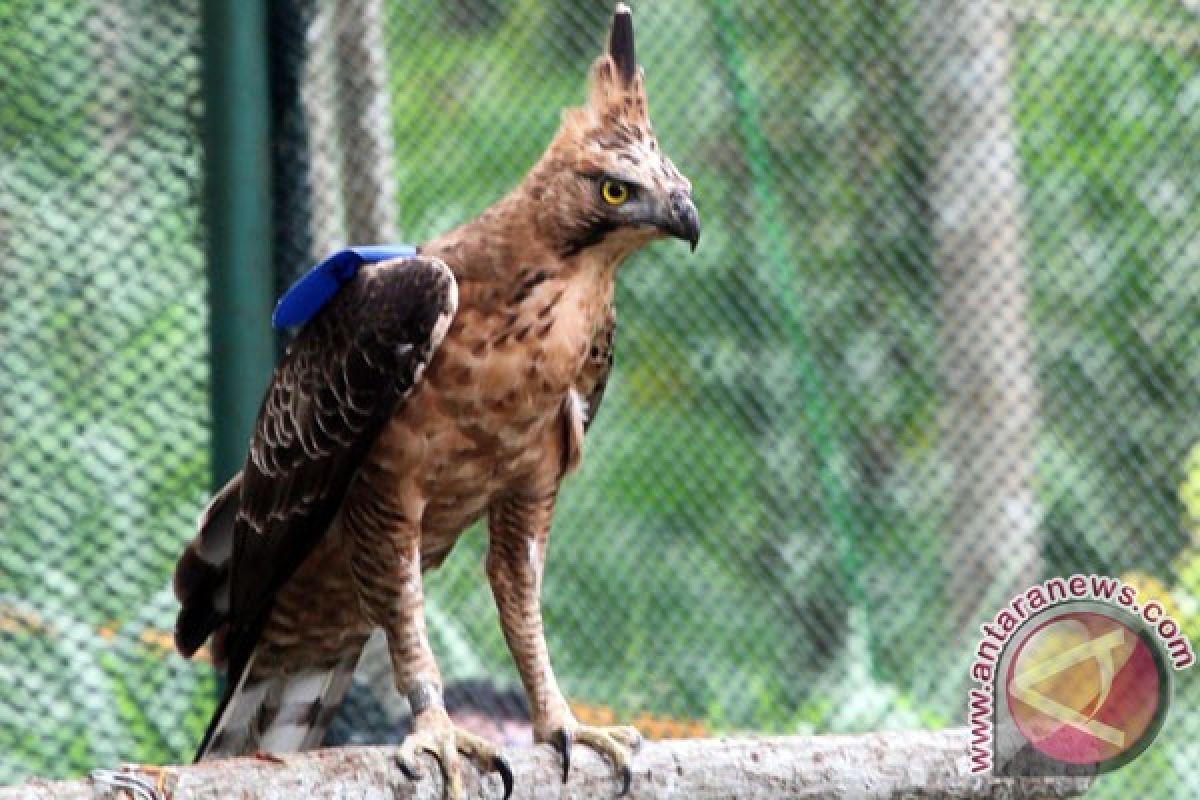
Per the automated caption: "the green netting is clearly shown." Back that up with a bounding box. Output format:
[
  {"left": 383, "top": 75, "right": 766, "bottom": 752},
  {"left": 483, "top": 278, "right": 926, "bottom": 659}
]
[{"left": 2, "top": 1, "right": 1197, "bottom": 796}]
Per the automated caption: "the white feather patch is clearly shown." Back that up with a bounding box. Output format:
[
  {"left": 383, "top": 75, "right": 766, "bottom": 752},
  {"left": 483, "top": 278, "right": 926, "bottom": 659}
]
[
  {"left": 222, "top": 678, "right": 269, "bottom": 730},
  {"left": 195, "top": 472, "right": 241, "bottom": 563},
  {"left": 570, "top": 388, "right": 590, "bottom": 425},
  {"left": 258, "top": 722, "right": 313, "bottom": 753},
  {"left": 562, "top": 389, "right": 588, "bottom": 475},
  {"left": 280, "top": 668, "right": 333, "bottom": 707},
  {"left": 200, "top": 650, "right": 262, "bottom": 760}
]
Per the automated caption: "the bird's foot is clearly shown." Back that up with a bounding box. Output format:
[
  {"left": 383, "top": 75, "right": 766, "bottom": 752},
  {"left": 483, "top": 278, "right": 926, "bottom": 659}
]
[
  {"left": 547, "top": 722, "right": 643, "bottom": 796},
  {"left": 89, "top": 765, "right": 173, "bottom": 800},
  {"left": 397, "top": 707, "right": 514, "bottom": 800}
]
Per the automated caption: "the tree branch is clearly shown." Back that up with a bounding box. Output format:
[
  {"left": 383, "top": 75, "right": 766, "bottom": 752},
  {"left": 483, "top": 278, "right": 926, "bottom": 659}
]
[{"left": 4, "top": 729, "right": 1091, "bottom": 799}]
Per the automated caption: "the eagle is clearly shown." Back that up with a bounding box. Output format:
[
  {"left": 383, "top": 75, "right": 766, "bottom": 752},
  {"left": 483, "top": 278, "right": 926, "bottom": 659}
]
[{"left": 172, "top": 5, "right": 698, "bottom": 798}]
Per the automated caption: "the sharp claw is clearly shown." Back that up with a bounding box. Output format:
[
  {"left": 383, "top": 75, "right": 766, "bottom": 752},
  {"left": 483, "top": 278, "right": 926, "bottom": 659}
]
[
  {"left": 552, "top": 728, "right": 572, "bottom": 783},
  {"left": 396, "top": 754, "right": 419, "bottom": 782},
  {"left": 397, "top": 724, "right": 506, "bottom": 800},
  {"left": 619, "top": 764, "right": 633, "bottom": 797},
  {"left": 436, "top": 740, "right": 460, "bottom": 798},
  {"left": 495, "top": 754, "right": 515, "bottom": 800}
]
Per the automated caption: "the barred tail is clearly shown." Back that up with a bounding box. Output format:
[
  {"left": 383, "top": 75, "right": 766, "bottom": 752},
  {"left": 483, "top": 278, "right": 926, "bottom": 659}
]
[
  {"left": 197, "top": 641, "right": 365, "bottom": 760},
  {"left": 180, "top": 472, "right": 368, "bottom": 760}
]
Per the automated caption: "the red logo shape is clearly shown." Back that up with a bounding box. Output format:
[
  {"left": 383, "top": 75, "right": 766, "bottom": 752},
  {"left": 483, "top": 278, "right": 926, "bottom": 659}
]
[{"left": 1005, "top": 610, "right": 1163, "bottom": 766}]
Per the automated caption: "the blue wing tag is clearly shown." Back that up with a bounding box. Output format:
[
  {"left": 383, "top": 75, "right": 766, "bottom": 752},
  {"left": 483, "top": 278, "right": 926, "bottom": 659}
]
[{"left": 272, "top": 244, "right": 418, "bottom": 329}]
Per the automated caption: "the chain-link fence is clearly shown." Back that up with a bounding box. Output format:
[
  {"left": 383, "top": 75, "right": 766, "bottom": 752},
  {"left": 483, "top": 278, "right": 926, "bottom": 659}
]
[
  {"left": 0, "top": 0, "right": 211, "bottom": 780},
  {"left": 3, "top": 1, "right": 1198, "bottom": 796}
]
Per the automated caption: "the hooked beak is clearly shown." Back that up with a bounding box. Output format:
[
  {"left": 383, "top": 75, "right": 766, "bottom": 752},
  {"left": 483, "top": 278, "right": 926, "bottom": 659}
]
[{"left": 661, "top": 188, "right": 701, "bottom": 252}]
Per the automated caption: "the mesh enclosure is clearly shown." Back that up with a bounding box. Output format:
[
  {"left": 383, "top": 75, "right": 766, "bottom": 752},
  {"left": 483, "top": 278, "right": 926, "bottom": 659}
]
[
  {"left": 2, "top": 1, "right": 1199, "bottom": 797},
  {"left": 0, "top": 0, "right": 212, "bottom": 780}
]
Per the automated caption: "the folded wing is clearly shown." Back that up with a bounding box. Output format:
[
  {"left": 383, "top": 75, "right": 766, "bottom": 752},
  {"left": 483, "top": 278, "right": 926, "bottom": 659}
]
[{"left": 174, "top": 255, "right": 457, "bottom": 682}]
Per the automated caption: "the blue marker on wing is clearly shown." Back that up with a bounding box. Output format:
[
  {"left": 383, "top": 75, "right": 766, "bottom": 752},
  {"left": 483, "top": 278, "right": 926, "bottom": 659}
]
[{"left": 272, "top": 245, "right": 418, "bottom": 329}]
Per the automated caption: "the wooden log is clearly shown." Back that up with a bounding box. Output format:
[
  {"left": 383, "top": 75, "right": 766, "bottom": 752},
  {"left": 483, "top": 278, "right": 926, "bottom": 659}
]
[{"left": 2, "top": 728, "right": 1091, "bottom": 799}]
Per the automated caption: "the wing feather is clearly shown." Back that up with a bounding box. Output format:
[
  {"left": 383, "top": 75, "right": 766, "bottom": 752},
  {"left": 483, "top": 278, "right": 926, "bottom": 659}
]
[
  {"left": 174, "top": 255, "right": 457, "bottom": 681},
  {"left": 561, "top": 306, "right": 617, "bottom": 475},
  {"left": 581, "top": 306, "right": 617, "bottom": 432}
]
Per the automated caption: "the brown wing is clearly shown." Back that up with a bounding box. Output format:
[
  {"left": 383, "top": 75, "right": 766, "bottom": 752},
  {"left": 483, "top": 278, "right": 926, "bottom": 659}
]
[
  {"left": 174, "top": 256, "right": 457, "bottom": 681},
  {"left": 560, "top": 306, "right": 616, "bottom": 476},
  {"left": 580, "top": 305, "right": 616, "bottom": 431}
]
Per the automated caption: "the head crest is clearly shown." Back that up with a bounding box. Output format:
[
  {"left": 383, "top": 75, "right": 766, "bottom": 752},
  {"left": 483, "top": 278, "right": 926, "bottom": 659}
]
[
  {"left": 585, "top": 4, "right": 649, "bottom": 126},
  {"left": 609, "top": 4, "right": 636, "bottom": 86},
  {"left": 524, "top": 3, "right": 698, "bottom": 258}
]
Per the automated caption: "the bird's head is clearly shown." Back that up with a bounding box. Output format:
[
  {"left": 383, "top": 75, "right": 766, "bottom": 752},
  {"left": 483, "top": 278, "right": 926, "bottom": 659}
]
[{"left": 528, "top": 4, "right": 700, "bottom": 262}]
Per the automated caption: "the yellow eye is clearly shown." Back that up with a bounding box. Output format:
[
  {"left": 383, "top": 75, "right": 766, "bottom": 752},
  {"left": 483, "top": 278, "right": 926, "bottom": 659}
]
[{"left": 601, "top": 179, "right": 630, "bottom": 206}]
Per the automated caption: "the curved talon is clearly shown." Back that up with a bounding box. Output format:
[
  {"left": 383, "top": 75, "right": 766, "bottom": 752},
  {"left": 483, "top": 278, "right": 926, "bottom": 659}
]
[
  {"left": 396, "top": 755, "right": 419, "bottom": 782},
  {"left": 551, "top": 727, "right": 572, "bottom": 783},
  {"left": 548, "top": 723, "right": 641, "bottom": 796},
  {"left": 396, "top": 722, "right": 511, "bottom": 799},
  {"left": 494, "top": 753, "right": 515, "bottom": 800},
  {"left": 439, "top": 737, "right": 463, "bottom": 798}
]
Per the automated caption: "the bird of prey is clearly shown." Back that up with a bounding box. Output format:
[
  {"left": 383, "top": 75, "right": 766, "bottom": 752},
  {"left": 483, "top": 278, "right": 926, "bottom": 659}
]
[{"left": 173, "top": 4, "right": 698, "bottom": 797}]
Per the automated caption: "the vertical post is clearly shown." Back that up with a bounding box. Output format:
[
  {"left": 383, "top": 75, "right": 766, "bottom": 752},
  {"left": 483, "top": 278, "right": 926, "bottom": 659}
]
[
  {"left": 204, "top": 0, "right": 275, "bottom": 487},
  {"left": 333, "top": 0, "right": 400, "bottom": 244},
  {"left": 916, "top": 2, "right": 1041, "bottom": 637}
]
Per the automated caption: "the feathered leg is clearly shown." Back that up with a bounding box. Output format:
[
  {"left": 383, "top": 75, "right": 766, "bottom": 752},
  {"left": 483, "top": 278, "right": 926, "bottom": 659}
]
[
  {"left": 345, "top": 476, "right": 512, "bottom": 800},
  {"left": 488, "top": 490, "right": 642, "bottom": 796}
]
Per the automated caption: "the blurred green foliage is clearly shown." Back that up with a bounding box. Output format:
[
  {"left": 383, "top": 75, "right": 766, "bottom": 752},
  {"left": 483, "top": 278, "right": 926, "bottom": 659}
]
[
  {"left": 1, "top": 1, "right": 1197, "bottom": 796},
  {"left": 0, "top": 0, "right": 212, "bottom": 781}
]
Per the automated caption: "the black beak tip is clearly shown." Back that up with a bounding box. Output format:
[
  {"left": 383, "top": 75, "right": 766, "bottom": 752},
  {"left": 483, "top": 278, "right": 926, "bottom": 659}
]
[
  {"left": 683, "top": 209, "right": 700, "bottom": 252},
  {"left": 667, "top": 189, "right": 700, "bottom": 253}
]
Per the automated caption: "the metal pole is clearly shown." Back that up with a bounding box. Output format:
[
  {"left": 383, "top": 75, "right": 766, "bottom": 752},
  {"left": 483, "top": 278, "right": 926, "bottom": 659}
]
[
  {"left": 204, "top": 0, "right": 274, "bottom": 487},
  {"left": 709, "top": 0, "right": 871, "bottom": 660}
]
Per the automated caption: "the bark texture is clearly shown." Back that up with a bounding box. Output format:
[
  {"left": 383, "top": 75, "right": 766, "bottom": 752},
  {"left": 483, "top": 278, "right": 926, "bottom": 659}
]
[{"left": 3, "top": 729, "right": 1091, "bottom": 799}]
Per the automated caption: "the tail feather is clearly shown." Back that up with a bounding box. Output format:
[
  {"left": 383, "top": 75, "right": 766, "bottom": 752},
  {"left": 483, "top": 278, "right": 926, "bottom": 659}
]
[
  {"left": 174, "top": 472, "right": 242, "bottom": 662},
  {"left": 197, "top": 639, "right": 366, "bottom": 760},
  {"left": 180, "top": 473, "right": 369, "bottom": 760}
]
